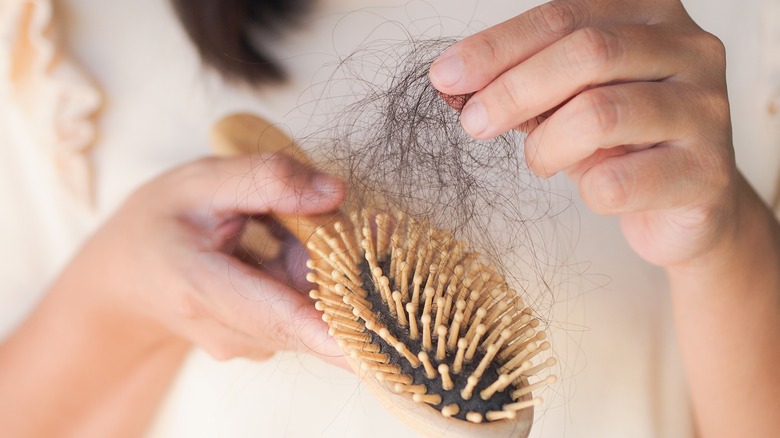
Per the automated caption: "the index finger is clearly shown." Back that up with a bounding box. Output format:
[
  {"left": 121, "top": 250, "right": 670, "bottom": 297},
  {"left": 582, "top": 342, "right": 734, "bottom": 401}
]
[
  {"left": 428, "top": 0, "right": 650, "bottom": 95},
  {"left": 155, "top": 155, "right": 346, "bottom": 219}
]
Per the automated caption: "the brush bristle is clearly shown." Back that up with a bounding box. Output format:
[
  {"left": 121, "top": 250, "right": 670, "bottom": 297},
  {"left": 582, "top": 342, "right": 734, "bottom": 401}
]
[{"left": 307, "top": 210, "right": 555, "bottom": 423}]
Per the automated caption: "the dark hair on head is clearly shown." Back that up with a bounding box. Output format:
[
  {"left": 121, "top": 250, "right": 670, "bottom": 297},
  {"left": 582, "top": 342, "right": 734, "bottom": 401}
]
[{"left": 171, "top": 0, "right": 314, "bottom": 85}]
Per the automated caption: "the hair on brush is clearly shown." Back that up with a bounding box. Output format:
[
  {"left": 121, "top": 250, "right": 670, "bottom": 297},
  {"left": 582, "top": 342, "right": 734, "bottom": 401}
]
[
  {"left": 210, "top": 38, "right": 557, "bottom": 438},
  {"left": 304, "top": 209, "right": 558, "bottom": 430}
]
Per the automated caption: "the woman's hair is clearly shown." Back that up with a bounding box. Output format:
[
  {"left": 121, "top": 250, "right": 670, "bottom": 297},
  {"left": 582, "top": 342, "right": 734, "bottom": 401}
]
[{"left": 170, "top": 0, "right": 314, "bottom": 85}]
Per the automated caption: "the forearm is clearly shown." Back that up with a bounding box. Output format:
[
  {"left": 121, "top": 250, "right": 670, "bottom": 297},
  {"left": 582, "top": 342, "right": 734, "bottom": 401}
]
[
  {"left": 667, "top": 174, "right": 780, "bottom": 437},
  {"left": 0, "top": 268, "right": 190, "bottom": 438}
]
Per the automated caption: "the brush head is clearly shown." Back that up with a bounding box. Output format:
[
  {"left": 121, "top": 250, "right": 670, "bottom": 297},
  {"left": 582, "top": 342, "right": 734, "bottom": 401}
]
[
  {"left": 306, "top": 210, "right": 556, "bottom": 438},
  {"left": 210, "top": 112, "right": 556, "bottom": 437}
]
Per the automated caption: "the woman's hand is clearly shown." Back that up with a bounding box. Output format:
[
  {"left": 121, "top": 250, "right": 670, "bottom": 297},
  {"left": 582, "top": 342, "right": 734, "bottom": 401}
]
[
  {"left": 0, "top": 153, "right": 349, "bottom": 436},
  {"left": 66, "top": 154, "right": 348, "bottom": 364},
  {"left": 429, "top": 0, "right": 736, "bottom": 268},
  {"left": 429, "top": 3, "right": 780, "bottom": 437}
]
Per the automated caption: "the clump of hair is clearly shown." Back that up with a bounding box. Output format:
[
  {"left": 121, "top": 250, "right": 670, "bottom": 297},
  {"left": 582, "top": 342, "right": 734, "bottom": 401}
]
[
  {"left": 296, "top": 38, "right": 562, "bottom": 311},
  {"left": 171, "top": 0, "right": 314, "bottom": 85}
]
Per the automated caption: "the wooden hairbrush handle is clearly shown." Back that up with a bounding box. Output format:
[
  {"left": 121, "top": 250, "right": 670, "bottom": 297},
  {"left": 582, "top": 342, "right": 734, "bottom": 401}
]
[
  {"left": 210, "top": 113, "right": 314, "bottom": 165},
  {"left": 210, "top": 113, "right": 537, "bottom": 438}
]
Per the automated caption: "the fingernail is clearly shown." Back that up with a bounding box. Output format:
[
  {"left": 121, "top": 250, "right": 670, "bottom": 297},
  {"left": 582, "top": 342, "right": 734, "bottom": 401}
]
[
  {"left": 312, "top": 172, "right": 344, "bottom": 198},
  {"left": 430, "top": 52, "right": 464, "bottom": 88},
  {"left": 461, "top": 101, "right": 488, "bottom": 136}
]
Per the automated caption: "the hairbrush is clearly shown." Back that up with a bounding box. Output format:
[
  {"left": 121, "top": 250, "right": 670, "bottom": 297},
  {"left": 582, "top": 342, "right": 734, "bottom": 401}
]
[{"left": 211, "top": 113, "right": 557, "bottom": 438}]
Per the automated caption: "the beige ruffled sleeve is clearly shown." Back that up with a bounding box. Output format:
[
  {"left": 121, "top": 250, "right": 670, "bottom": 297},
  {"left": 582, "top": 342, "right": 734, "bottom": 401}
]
[{"left": 0, "top": 0, "right": 102, "bottom": 206}]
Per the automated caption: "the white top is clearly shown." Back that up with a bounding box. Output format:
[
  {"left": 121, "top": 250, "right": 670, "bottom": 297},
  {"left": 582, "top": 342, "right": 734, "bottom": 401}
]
[{"left": 1, "top": 0, "right": 777, "bottom": 437}]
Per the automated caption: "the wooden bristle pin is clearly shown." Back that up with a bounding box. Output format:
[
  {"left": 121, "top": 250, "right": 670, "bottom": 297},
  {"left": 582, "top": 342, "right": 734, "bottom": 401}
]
[
  {"left": 447, "top": 301, "right": 466, "bottom": 349},
  {"left": 439, "top": 364, "right": 454, "bottom": 390},
  {"left": 504, "top": 398, "right": 543, "bottom": 413},
  {"left": 413, "top": 393, "right": 443, "bottom": 406},
  {"left": 486, "top": 410, "right": 516, "bottom": 421},
  {"left": 351, "top": 349, "right": 390, "bottom": 364},
  {"left": 377, "top": 371, "right": 413, "bottom": 385},
  {"left": 392, "top": 291, "right": 408, "bottom": 326},
  {"left": 442, "top": 404, "right": 460, "bottom": 418},
  {"left": 411, "top": 275, "right": 423, "bottom": 309},
  {"left": 329, "top": 328, "right": 371, "bottom": 343},
  {"left": 436, "top": 325, "right": 448, "bottom": 360},
  {"left": 461, "top": 375, "right": 479, "bottom": 401},
  {"left": 464, "top": 307, "right": 487, "bottom": 343},
  {"left": 421, "top": 314, "right": 433, "bottom": 351},
  {"left": 406, "top": 303, "right": 419, "bottom": 340},
  {"left": 512, "top": 375, "right": 558, "bottom": 400},
  {"left": 395, "top": 342, "right": 421, "bottom": 368},
  {"left": 442, "top": 292, "right": 454, "bottom": 327},
  {"left": 434, "top": 297, "right": 446, "bottom": 332},
  {"left": 338, "top": 338, "right": 380, "bottom": 354},
  {"left": 395, "top": 383, "right": 427, "bottom": 394},
  {"left": 453, "top": 338, "right": 467, "bottom": 374},
  {"left": 418, "top": 351, "right": 437, "bottom": 379},
  {"left": 212, "top": 113, "right": 557, "bottom": 438},
  {"left": 466, "top": 412, "right": 483, "bottom": 424},
  {"left": 523, "top": 357, "right": 558, "bottom": 378},
  {"left": 465, "top": 324, "right": 487, "bottom": 361}
]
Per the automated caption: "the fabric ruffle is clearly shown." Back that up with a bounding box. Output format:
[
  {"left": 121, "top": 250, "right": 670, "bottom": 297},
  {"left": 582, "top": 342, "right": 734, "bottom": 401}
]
[{"left": 0, "top": 0, "right": 102, "bottom": 206}]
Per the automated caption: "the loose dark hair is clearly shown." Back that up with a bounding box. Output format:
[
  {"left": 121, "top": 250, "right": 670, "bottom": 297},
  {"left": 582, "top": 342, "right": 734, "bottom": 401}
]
[{"left": 171, "top": 0, "right": 314, "bottom": 85}]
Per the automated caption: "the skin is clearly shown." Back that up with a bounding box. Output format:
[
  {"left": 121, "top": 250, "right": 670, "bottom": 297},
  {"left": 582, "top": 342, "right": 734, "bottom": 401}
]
[
  {"left": 1, "top": 1, "right": 778, "bottom": 436},
  {"left": 429, "top": 0, "right": 780, "bottom": 436},
  {"left": 0, "top": 154, "right": 348, "bottom": 437}
]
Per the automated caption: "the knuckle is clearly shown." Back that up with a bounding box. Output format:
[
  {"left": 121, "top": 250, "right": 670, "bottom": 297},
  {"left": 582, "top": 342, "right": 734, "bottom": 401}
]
[
  {"left": 688, "top": 90, "right": 732, "bottom": 187},
  {"left": 495, "top": 76, "right": 529, "bottom": 118},
  {"left": 469, "top": 32, "right": 502, "bottom": 67},
  {"left": 535, "top": 1, "right": 580, "bottom": 37},
  {"left": 203, "top": 341, "right": 242, "bottom": 362},
  {"left": 250, "top": 154, "right": 305, "bottom": 200},
  {"left": 701, "top": 149, "right": 735, "bottom": 192},
  {"left": 269, "top": 300, "right": 312, "bottom": 350},
  {"left": 564, "top": 26, "right": 619, "bottom": 72},
  {"left": 582, "top": 163, "right": 631, "bottom": 214},
  {"left": 270, "top": 319, "right": 293, "bottom": 348},
  {"left": 255, "top": 153, "right": 297, "bottom": 181},
  {"left": 174, "top": 290, "right": 206, "bottom": 320},
  {"left": 523, "top": 136, "right": 543, "bottom": 174},
  {"left": 523, "top": 131, "right": 553, "bottom": 177},
  {"left": 702, "top": 90, "right": 730, "bottom": 125},
  {"left": 698, "top": 31, "right": 727, "bottom": 70},
  {"left": 667, "top": 205, "right": 724, "bottom": 251},
  {"left": 579, "top": 88, "right": 621, "bottom": 137},
  {"left": 255, "top": 154, "right": 315, "bottom": 193}
]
